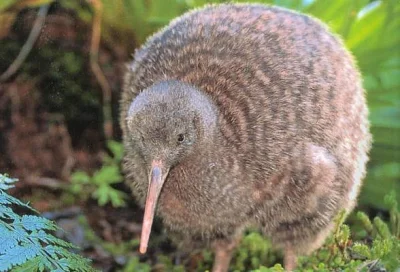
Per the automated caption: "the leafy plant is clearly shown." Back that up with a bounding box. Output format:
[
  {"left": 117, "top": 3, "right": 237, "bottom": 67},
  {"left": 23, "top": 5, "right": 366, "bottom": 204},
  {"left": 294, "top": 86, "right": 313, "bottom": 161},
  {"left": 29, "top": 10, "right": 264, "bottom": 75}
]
[
  {"left": 0, "top": 174, "right": 96, "bottom": 272},
  {"left": 74, "top": 215, "right": 154, "bottom": 272},
  {"left": 235, "top": 192, "right": 400, "bottom": 272},
  {"left": 351, "top": 192, "right": 400, "bottom": 270},
  {"left": 69, "top": 140, "right": 128, "bottom": 208},
  {"left": 150, "top": 193, "right": 397, "bottom": 271},
  {"left": 83, "top": 191, "right": 395, "bottom": 271},
  {"left": 121, "top": 257, "right": 152, "bottom": 272},
  {"left": 294, "top": 192, "right": 399, "bottom": 272},
  {"left": 231, "top": 232, "right": 278, "bottom": 271}
]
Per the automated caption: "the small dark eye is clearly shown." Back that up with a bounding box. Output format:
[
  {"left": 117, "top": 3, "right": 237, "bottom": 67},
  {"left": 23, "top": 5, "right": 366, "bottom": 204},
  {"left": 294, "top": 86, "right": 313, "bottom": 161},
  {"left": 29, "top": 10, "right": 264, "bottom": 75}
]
[{"left": 177, "top": 134, "right": 185, "bottom": 143}]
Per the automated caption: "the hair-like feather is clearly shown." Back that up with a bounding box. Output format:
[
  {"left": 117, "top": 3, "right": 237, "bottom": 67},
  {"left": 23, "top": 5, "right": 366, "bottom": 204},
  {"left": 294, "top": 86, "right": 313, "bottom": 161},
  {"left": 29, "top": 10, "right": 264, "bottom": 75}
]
[{"left": 120, "top": 3, "right": 371, "bottom": 270}]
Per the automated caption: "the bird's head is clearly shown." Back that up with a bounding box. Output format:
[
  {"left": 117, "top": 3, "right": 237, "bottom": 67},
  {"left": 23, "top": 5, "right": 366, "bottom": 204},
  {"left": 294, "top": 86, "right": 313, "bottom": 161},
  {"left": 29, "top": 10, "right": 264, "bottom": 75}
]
[{"left": 125, "top": 80, "right": 217, "bottom": 254}]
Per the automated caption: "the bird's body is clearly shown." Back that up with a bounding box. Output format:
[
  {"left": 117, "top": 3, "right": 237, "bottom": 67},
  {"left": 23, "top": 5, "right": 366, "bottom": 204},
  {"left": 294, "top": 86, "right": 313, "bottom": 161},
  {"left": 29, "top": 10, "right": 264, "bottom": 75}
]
[{"left": 120, "top": 4, "right": 371, "bottom": 271}]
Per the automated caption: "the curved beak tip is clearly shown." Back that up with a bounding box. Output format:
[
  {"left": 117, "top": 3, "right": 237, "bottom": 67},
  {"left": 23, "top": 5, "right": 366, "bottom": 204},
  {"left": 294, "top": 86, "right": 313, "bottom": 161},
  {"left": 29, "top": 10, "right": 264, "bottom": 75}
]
[
  {"left": 139, "top": 246, "right": 147, "bottom": 254},
  {"left": 139, "top": 160, "right": 166, "bottom": 256}
]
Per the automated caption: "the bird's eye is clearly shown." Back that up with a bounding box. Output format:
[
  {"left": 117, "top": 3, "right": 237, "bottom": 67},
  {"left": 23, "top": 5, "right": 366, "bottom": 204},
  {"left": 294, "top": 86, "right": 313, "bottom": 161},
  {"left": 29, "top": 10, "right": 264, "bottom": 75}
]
[{"left": 177, "top": 134, "right": 185, "bottom": 143}]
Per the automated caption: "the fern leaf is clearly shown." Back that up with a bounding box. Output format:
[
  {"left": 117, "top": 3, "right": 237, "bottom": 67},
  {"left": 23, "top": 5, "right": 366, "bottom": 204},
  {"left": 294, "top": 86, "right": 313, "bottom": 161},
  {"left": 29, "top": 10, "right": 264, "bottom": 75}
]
[
  {"left": 0, "top": 175, "right": 33, "bottom": 211},
  {"left": 0, "top": 195, "right": 12, "bottom": 205},
  {"left": 20, "top": 215, "right": 58, "bottom": 231},
  {"left": 0, "top": 243, "right": 41, "bottom": 271},
  {"left": 0, "top": 225, "right": 21, "bottom": 254},
  {"left": 33, "top": 229, "right": 78, "bottom": 249},
  {"left": 0, "top": 190, "right": 34, "bottom": 212},
  {"left": 0, "top": 175, "right": 17, "bottom": 190},
  {"left": 12, "top": 256, "right": 44, "bottom": 272},
  {"left": 12, "top": 256, "right": 42, "bottom": 272},
  {"left": 44, "top": 245, "right": 96, "bottom": 272},
  {"left": 0, "top": 174, "right": 97, "bottom": 271}
]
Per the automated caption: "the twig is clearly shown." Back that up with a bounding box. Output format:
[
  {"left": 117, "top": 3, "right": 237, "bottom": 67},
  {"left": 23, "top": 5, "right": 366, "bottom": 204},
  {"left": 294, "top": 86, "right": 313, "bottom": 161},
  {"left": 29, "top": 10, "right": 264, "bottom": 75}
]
[
  {"left": 25, "top": 176, "right": 64, "bottom": 190},
  {"left": 41, "top": 206, "right": 82, "bottom": 220},
  {"left": 356, "top": 259, "right": 379, "bottom": 271},
  {"left": 88, "top": 0, "right": 113, "bottom": 140},
  {"left": 0, "top": 4, "right": 50, "bottom": 82}
]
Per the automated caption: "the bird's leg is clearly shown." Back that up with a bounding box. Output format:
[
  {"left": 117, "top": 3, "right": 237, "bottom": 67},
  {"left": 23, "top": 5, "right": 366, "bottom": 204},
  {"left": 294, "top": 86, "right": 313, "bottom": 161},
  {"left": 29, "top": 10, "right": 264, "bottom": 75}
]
[
  {"left": 211, "top": 237, "right": 241, "bottom": 272},
  {"left": 284, "top": 243, "right": 297, "bottom": 271},
  {"left": 174, "top": 251, "right": 182, "bottom": 265}
]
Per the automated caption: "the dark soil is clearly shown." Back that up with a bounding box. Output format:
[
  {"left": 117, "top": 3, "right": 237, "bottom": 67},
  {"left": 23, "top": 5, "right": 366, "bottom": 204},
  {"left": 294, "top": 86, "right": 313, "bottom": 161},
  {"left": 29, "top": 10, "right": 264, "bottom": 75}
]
[{"left": 0, "top": 4, "right": 173, "bottom": 271}]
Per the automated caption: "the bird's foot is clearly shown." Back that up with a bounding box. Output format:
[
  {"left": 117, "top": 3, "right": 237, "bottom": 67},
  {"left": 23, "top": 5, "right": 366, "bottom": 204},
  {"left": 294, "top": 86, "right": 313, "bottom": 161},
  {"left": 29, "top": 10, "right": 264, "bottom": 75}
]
[
  {"left": 211, "top": 237, "right": 241, "bottom": 272},
  {"left": 174, "top": 251, "right": 182, "bottom": 266},
  {"left": 284, "top": 244, "right": 297, "bottom": 271}
]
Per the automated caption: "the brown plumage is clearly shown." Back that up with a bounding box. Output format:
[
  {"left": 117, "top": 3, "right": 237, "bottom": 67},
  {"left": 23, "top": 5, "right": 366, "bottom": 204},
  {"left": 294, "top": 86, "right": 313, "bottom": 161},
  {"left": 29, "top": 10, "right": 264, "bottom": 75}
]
[{"left": 120, "top": 3, "right": 371, "bottom": 271}]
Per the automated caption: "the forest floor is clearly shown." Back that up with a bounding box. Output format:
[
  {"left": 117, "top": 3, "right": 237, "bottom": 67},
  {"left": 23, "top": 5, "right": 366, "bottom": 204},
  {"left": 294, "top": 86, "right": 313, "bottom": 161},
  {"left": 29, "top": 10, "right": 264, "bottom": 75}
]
[{"left": 0, "top": 6, "right": 188, "bottom": 271}]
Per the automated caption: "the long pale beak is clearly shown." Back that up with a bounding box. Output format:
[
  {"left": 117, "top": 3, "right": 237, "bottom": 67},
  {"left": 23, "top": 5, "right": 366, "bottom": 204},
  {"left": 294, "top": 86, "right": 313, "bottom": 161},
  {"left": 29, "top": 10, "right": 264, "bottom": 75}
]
[{"left": 139, "top": 160, "right": 167, "bottom": 254}]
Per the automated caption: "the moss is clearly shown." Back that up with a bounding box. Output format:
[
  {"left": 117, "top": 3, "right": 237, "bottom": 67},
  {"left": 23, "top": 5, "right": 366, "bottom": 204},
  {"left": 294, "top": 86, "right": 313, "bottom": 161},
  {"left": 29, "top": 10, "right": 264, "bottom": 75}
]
[
  {"left": 146, "top": 192, "right": 399, "bottom": 271},
  {"left": 64, "top": 189, "right": 399, "bottom": 271}
]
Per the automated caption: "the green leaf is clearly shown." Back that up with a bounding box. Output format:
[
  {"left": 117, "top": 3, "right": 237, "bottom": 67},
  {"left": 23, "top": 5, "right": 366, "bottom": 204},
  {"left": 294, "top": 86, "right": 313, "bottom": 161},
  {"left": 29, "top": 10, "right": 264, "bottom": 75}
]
[
  {"left": 107, "top": 140, "right": 124, "bottom": 161},
  {"left": 357, "top": 211, "right": 373, "bottom": 233},
  {"left": 352, "top": 243, "right": 371, "bottom": 259},
  {"left": 374, "top": 217, "right": 391, "bottom": 239},
  {"left": 71, "top": 171, "right": 91, "bottom": 184},
  {"left": 20, "top": 215, "right": 57, "bottom": 231},
  {"left": 0, "top": 175, "right": 97, "bottom": 271},
  {"left": 91, "top": 184, "right": 126, "bottom": 207},
  {"left": 12, "top": 256, "right": 42, "bottom": 272},
  {"left": 0, "top": 174, "right": 17, "bottom": 190},
  {"left": 0, "top": 243, "right": 41, "bottom": 271},
  {"left": 92, "top": 165, "right": 123, "bottom": 185}
]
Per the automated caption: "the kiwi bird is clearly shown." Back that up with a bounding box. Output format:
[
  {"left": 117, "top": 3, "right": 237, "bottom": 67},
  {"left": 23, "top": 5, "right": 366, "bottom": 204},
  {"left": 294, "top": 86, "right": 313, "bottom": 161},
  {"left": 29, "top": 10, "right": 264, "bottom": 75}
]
[{"left": 120, "top": 3, "right": 371, "bottom": 271}]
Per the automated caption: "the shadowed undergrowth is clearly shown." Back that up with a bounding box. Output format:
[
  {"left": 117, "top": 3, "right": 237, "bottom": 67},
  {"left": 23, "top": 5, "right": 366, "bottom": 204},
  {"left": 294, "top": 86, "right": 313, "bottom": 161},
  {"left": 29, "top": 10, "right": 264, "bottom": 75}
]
[{"left": 1, "top": 174, "right": 399, "bottom": 271}]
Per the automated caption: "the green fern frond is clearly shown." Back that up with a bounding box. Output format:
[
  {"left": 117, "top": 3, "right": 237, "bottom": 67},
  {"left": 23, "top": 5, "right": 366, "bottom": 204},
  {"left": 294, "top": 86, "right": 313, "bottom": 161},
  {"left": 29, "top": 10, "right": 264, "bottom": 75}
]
[
  {"left": 11, "top": 256, "right": 44, "bottom": 272},
  {"left": 0, "top": 243, "right": 42, "bottom": 271},
  {"left": 0, "top": 177, "right": 33, "bottom": 211},
  {"left": 0, "top": 174, "right": 97, "bottom": 272},
  {"left": 0, "top": 175, "right": 18, "bottom": 190}
]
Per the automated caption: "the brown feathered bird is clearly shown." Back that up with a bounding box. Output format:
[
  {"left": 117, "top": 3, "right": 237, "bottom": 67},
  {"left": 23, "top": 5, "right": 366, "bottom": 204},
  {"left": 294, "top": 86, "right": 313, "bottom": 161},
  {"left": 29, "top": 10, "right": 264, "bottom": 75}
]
[{"left": 120, "top": 4, "right": 371, "bottom": 271}]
